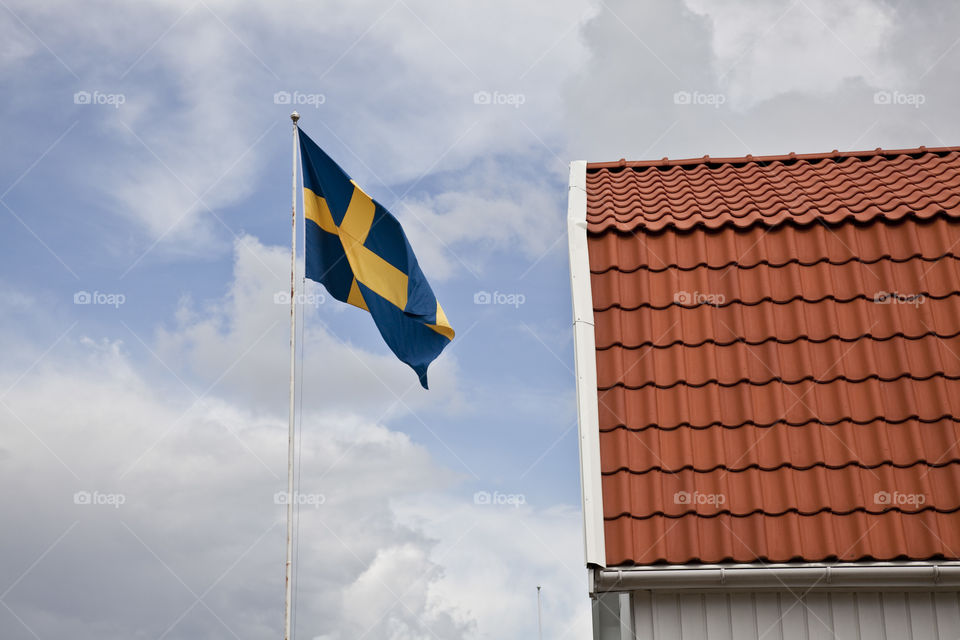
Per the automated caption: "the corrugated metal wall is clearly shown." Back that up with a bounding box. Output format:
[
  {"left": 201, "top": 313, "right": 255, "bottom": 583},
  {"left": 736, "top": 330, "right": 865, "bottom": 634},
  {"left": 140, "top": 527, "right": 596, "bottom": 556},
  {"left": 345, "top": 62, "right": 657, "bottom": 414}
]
[{"left": 613, "top": 590, "right": 960, "bottom": 639}]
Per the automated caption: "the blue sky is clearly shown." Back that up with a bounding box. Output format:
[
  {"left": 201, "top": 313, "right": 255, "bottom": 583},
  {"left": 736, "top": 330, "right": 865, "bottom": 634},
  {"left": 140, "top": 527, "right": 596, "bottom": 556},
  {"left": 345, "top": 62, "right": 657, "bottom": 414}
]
[{"left": 2, "top": 1, "right": 960, "bottom": 638}]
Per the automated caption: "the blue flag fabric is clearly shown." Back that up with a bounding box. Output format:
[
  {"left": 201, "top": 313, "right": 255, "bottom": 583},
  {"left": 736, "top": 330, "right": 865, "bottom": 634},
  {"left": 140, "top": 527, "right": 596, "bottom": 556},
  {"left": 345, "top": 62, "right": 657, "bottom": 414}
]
[{"left": 298, "top": 129, "right": 454, "bottom": 388}]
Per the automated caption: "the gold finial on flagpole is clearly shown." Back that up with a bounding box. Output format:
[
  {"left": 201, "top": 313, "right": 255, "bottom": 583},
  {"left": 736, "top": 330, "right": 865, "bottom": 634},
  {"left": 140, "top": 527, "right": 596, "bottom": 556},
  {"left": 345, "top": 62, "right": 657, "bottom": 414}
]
[{"left": 290, "top": 110, "right": 300, "bottom": 124}]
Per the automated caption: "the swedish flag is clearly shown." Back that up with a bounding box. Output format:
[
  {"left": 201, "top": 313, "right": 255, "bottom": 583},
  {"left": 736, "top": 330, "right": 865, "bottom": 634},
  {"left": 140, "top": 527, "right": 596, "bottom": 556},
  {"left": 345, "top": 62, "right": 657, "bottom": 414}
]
[{"left": 299, "top": 130, "right": 454, "bottom": 388}]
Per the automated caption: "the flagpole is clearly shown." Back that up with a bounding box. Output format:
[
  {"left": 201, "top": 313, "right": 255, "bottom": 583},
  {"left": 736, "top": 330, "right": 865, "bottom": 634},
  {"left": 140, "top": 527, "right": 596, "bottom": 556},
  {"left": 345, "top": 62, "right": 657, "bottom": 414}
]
[
  {"left": 284, "top": 110, "right": 300, "bottom": 640},
  {"left": 537, "top": 585, "right": 543, "bottom": 640}
]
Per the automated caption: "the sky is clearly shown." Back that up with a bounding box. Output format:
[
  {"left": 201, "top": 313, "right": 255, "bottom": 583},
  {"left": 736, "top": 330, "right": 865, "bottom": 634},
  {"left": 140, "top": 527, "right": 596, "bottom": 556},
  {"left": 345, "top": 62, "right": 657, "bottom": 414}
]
[{"left": 1, "top": 0, "right": 959, "bottom": 638}]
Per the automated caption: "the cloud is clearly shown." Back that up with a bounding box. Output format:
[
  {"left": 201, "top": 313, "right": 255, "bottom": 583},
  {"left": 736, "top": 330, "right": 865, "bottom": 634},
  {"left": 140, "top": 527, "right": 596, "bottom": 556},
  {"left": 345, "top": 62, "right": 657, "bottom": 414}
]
[
  {"left": 684, "top": 0, "right": 896, "bottom": 108},
  {"left": 0, "top": 222, "right": 596, "bottom": 636},
  {"left": 3, "top": 0, "right": 594, "bottom": 268},
  {"left": 0, "top": 10, "right": 37, "bottom": 68},
  {"left": 0, "top": 335, "right": 467, "bottom": 638},
  {"left": 0, "top": 279, "right": 587, "bottom": 638},
  {"left": 393, "top": 496, "right": 591, "bottom": 639},
  {"left": 564, "top": 0, "right": 960, "bottom": 162},
  {"left": 153, "top": 234, "right": 463, "bottom": 419},
  {"left": 337, "top": 543, "right": 473, "bottom": 639},
  {"left": 399, "top": 156, "right": 568, "bottom": 280}
]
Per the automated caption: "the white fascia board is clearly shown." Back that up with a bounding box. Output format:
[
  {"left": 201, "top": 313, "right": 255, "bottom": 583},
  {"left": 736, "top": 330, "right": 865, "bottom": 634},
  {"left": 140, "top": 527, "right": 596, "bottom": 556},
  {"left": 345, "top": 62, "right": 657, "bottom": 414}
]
[
  {"left": 593, "top": 560, "right": 960, "bottom": 592},
  {"left": 568, "top": 160, "right": 606, "bottom": 568}
]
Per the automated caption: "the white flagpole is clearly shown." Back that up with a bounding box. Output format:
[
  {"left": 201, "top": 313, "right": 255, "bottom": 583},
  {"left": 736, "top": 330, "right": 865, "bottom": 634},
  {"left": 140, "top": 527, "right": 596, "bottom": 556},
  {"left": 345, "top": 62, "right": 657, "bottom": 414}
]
[
  {"left": 284, "top": 110, "right": 301, "bottom": 640},
  {"left": 537, "top": 585, "right": 543, "bottom": 640}
]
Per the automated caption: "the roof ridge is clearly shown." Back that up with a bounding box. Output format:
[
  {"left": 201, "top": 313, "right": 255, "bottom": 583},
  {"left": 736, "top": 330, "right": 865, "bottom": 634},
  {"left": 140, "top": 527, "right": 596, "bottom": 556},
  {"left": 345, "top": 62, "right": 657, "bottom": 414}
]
[
  {"left": 590, "top": 250, "right": 960, "bottom": 275},
  {"left": 598, "top": 414, "right": 960, "bottom": 432},
  {"left": 604, "top": 505, "right": 960, "bottom": 521},
  {"left": 598, "top": 370, "right": 960, "bottom": 392},
  {"left": 602, "top": 460, "right": 960, "bottom": 474},
  {"left": 586, "top": 145, "right": 960, "bottom": 170},
  {"left": 593, "top": 289, "right": 960, "bottom": 312},
  {"left": 595, "top": 328, "right": 960, "bottom": 351}
]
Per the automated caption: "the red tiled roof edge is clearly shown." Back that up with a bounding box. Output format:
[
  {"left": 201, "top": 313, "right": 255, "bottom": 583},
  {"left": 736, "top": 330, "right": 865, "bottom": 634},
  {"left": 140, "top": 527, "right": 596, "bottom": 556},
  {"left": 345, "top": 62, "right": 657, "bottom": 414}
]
[
  {"left": 587, "top": 145, "right": 960, "bottom": 170},
  {"left": 586, "top": 147, "right": 960, "bottom": 233}
]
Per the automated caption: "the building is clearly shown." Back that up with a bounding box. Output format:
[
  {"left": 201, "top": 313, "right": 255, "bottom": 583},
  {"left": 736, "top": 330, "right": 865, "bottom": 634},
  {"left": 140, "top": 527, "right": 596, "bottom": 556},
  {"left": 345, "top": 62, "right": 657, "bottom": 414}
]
[{"left": 566, "top": 148, "right": 960, "bottom": 639}]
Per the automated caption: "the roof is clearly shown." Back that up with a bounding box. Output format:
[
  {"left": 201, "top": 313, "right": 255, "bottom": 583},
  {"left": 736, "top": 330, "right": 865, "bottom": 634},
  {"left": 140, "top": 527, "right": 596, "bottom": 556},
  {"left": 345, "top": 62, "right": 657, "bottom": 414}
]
[{"left": 580, "top": 145, "right": 960, "bottom": 566}]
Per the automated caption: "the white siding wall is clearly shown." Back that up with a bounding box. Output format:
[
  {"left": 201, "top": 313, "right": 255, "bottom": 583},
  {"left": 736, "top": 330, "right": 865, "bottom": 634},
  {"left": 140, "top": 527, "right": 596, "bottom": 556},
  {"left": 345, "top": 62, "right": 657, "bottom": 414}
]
[{"left": 602, "top": 590, "right": 960, "bottom": 639}]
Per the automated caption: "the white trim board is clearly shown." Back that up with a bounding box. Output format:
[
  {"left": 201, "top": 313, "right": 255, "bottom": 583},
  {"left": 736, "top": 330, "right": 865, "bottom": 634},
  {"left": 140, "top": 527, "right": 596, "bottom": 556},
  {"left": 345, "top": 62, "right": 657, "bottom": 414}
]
[
  {"left": 593, "top": 561, "right": 960, "bottom": 592},
  {"left": 567, "top": 160, "right": 606, "bottom": 568}
]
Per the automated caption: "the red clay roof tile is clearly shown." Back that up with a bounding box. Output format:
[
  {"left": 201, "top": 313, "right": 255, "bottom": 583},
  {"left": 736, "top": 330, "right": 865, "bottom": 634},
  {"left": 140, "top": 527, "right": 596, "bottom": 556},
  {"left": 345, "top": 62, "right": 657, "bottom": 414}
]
[
  {"left": 603, "top": 510, "right": 960, "bottom": 565},
  {"left": 596, "top": 335, "right": 960, "bottom": 390},
  {"left": 585, "top": 146, "right": 960, "bottom": 566},
  {"left": 587, "top": 216, "right": 960, "bottom": 274},
  {"left": 598, "top": 419, "right": 960, "bottom": 473},
  {"left": 587, "top": 149, "right": 960, "bottom": 233},
  {"left": 601, "top": 465, "right": 960, "bottom": 518}
]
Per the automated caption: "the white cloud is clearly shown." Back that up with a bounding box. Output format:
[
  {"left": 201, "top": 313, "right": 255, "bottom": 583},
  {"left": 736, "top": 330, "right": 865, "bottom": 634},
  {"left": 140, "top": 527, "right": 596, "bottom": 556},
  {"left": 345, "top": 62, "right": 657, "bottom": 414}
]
[
  {"left": 3, "top": 0, "right": 595, "bottom": 266},
  {"left": 399, "top": 158, "right": 568, "bottom": 280},
  {"left": 153, "top": 234, "right": 463, "bottom": 418},
  {"left": 0, "top": 11, "right": 37, "bottom": 68},
  {"left": 338, "top": 543, "right": 473, "bottom": 639},
  {"left": 394, "top": 496, "right": 591, "bottom": 639},
  {"left": 564, "top": 0, "right": 960, "bottom": 162},
  {"left": 684, "top": 0, "right": 896, "bottom": 108},
  {"left": 0, "top": 263, "right": 588, "bottom": 638},
  {"left": 0, "top": 338, "right": 467, "bottom": 638}
]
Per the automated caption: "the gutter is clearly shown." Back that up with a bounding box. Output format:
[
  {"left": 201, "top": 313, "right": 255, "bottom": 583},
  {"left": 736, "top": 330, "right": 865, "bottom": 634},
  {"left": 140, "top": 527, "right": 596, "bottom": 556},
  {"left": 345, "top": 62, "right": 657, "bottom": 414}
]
[
  {"left": 567, "top": 160, "right": 606, "bottom": 568},
  {"left": 593, "top": 561, "right": 960, "bottom": 592}
]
